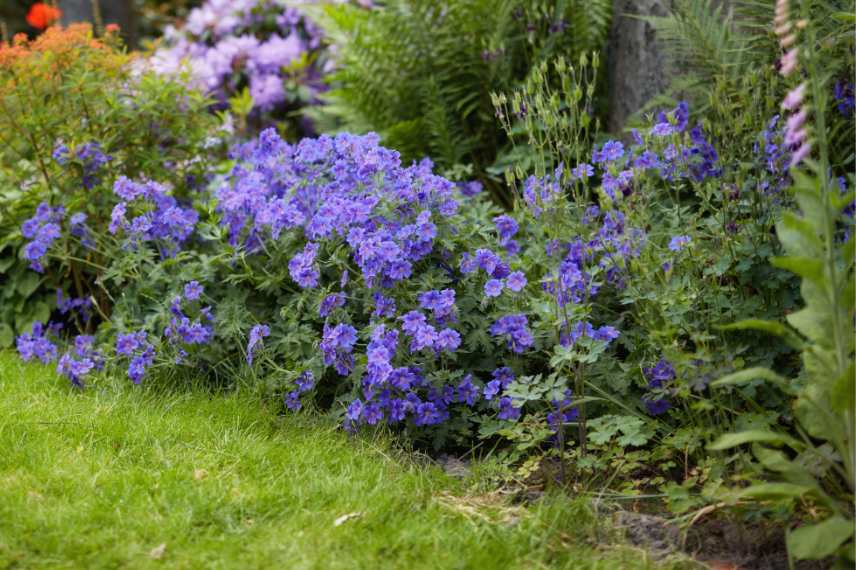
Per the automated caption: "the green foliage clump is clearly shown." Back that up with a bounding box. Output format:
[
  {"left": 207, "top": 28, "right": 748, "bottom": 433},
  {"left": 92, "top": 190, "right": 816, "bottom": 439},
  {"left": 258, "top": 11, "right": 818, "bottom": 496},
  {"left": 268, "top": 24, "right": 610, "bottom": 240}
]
[{"left": 0, "top": 24, "right": 221, "bottom": 347}]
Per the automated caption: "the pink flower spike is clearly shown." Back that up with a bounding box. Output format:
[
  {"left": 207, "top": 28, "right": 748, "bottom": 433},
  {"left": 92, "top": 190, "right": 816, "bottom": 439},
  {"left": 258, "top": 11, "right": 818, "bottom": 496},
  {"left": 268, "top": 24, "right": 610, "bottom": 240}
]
[
  {"left": 790, "top": 142, "right": 812, "bottom": 168},
  {"left": 780, "top": 33, "right": 797, "bottom": 48},
  {"left": 780, "top": 48, "right": 799, "bottom": 76},
  {"left": 774, "top": 0, "right": 789, "bottom": 19},
  {"left": 775, "top": 22, "right": 792, "bottom": 38},
  {"left": 784, "top": 127, "right": 807, "bottom": 147},
  {"left": 786, "top": 108, "right": 808, "bottom": 132},
  {"left": 782, "top": 83, "right": 806, "bottom": 111}
]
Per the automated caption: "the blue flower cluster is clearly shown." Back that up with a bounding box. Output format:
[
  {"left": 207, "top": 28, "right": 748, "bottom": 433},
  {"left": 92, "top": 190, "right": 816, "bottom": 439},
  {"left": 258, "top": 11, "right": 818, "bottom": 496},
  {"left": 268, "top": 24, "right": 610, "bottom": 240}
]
[
  {"left": 110, "top": 176, "right": 198, "bottom": 257},
  {"left": 21, "top": 203, "right": 64, "bottom": 273},
  {"left": 489, "top": 314, "right": 534, "bottom": 353},
  {"left": 16, "top": 322, "right": 58, "bottom": 364},
  {"left": 164, "top": 284, "right": 214, "bottom": 361},
  {"left": 57, "top": 335, "right": 104, "bottom": 387},
  {"left": 218, "top": 129, "right": 458, "bottom": 288},
  {"left": 115, "top": 331, "right": 155, "bottom": 384}
]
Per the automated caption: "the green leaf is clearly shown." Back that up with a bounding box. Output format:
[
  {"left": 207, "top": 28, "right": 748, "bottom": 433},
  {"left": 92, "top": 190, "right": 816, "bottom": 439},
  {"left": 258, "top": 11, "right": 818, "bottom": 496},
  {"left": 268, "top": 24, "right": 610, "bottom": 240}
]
[
  {"left": 16, "top": 272, "right": 40, "bottom": 297},
  {"left": 786, "top": 307, "right": 827, "bottom": 345},
  {"left": 717, "top": 319, "right": 804, "bottom": 349},
  {"left": 770, "top": 256, "right": 824, "bottom": 283},
  {"left": 777, "top": 212, "right": 823, "bottom": 258},
  {"left": 737, "top": 482, "right": 812, "bottom": 500},
  {"left": 787, "top": 516, "right": 854, "bottom": 560},
  {"left": 830, "top": 364, "right": 855, "bottom": 414},
  {"left": 711, "top": 367, "right": 796, "bottom": 394},
  {"left": 709, "top": 430, "right": 802, "bottom": 451}
]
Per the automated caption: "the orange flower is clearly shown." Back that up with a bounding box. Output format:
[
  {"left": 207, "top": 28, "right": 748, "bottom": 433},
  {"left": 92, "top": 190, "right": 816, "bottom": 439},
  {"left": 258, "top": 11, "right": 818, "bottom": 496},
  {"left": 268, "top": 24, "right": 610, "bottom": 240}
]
[{"left": 26, "top": 3, "right": 63, "bottom": 31}]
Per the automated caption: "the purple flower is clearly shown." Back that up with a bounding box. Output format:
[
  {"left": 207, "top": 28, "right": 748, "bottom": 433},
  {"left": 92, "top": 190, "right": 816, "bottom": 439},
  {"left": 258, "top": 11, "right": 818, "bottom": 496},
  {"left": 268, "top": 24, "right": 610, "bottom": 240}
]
[
  {"left": 295, "top": 371, "right": 315, "bottom": 392},
  {"left": 456, "top": 375, "right": 479, "bottom": 406},
  {"left": 289, "top": 242, "right": 320, "bottom": 289},
  {"left": 320, "top": 292, "right": 346, "bottom": 317},
  {"left": 592, "top": 140, "right": 624, "bottom": 164},
  {"left": 489, "top": 314, "right": 533, "bottom": 353},
  {"left": 372, "top": 293, "right": 396, "bottom": 319},
  {"left": 833, "top": 81, "right": 855, "bottom": 117},
  {"left": 20, "top": 203, "right": 64, "bottom": 273},
  {"left": 483, "top": 380, "right": 501, "bottom": 400},
  {"left": 363, "top": 402, "right": 384, "bottom": 425},
  {"left": 571, "top": 163, "right": 594, "bottom": 179},
  {"left": 497, "top": 396, "right": 521, "bottom": 421},
  {"left": 346, "top": 399, "right": 364, "bottom": 422},
  {"left": 493, "top": 215, "right": 519, "bottom": 241},
  {"left": 435, "top": 328, "right": 461, "bottom": 353},
  {"left": 321, "top": 323, "right": 358, "bottom": 375},
  {"left": 285, "top": 391, "right": 302, "bottom": 411},
  {"left": 417, "top": 289, "right": 455, "bottom": 320},
  {"left": 506, "top": 271, "right": 527, "bottom": 292},
  {"left": 246, "top": 324, "right": 270, "bottom": 365},
  {"left": 116, "top": 332, "right": 145, "bottom": 356},
  {"left": 484, "top": 279, "right": 504, "bottom": 298},
  {"left": 644, "top": 358, "right": 676, "bottom": 389},
  {"left": 16, "top": 322, "right": 58, "bottom": 364},
  {"left": 547, "top": 390, "right": 579, "bottom": 429},
  {"left": 644, "top": 398, "right": 671, "bottom": 416},
  {"left": 492, "top": 367, "right": 515, "bottom": 388},
  {"left": 184, "top": 281, "right": 204, "bottom": 301},
  {"left": 127, "top": 347, "right": 155, "bottom": 384},
  {"left": 668, "top": 235, "right": 691, "bottom": 252}
]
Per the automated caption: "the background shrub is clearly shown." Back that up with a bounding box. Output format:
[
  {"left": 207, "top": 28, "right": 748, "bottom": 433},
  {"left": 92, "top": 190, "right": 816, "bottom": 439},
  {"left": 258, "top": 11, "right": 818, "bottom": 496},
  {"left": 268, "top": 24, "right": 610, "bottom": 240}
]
[{"left": 0, "top": 23, "right": 221, "bottom": 348}]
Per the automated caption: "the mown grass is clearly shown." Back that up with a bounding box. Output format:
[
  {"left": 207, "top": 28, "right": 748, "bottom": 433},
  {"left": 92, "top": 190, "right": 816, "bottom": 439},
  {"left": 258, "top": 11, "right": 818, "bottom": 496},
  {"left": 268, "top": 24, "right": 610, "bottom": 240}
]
[{"left": 0, "top": 351, "right": 688, "bottom": 569}]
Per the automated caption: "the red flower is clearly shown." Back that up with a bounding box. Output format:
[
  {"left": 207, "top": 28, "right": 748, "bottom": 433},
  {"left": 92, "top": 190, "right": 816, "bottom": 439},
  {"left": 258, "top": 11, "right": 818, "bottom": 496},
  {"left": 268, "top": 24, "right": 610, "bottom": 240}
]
[{"left": 26, "top": 3, "right": 63, "bottom": 31}]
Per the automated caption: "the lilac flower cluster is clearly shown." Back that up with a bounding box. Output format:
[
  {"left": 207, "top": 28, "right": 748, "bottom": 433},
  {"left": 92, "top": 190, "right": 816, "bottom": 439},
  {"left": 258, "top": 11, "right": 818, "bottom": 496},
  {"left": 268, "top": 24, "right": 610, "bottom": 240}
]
[
  {"left": 642, "top": 358, "right": 675, "bottom": 415},
  {"left": 109, "top": 176, "right": 198, "bottom": 256},
  {"left": 57, "top": 335, "right": 104, "bottom": 387},
  {"left": 149, "top": 0, "right": 332, "bottom": 114},
  {"left": 115, "top": 331, "right": 155, "bottom": 384},
  {"left": 21, "top": 203, "right": 64, "bottom": 273},
  {"left": 16, "top": 322, "right": 58, "bottom": 364}
]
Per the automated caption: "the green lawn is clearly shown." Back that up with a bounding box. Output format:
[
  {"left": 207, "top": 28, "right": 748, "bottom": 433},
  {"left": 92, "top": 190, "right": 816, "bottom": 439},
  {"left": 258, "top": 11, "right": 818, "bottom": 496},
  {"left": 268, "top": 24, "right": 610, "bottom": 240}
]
[{"left": 0, "top": 351, "right": 685, "bottom": 569}]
